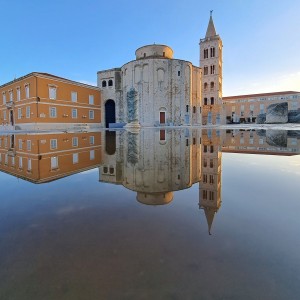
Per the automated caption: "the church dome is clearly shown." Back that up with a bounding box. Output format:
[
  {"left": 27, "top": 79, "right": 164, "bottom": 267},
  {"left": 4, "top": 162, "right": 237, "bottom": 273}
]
[
  {"left": 135, "top": 44, "right": 173, "bottom": 60},
  {"left": 136, "top": 192, "right": 174, "bottom": 205}
]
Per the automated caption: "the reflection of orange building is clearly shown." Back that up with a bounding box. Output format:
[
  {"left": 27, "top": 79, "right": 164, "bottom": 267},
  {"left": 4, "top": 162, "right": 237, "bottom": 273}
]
[
  {"left": 0, "top": 132, "right": 102, "bottom": 183},
  {"left": 222, "top": 129, "right": 300, "bottom": 156},
  {"left": 0, "top": 72, "right": 102, "bottom": 130}
]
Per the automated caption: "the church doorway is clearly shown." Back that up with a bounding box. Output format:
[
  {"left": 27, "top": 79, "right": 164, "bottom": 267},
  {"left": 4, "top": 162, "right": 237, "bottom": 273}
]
[
  {"left": 159, "top": 111, "right": 166, "bottom": 124},
  {"left": 105, "top": 100, "right": 116, "bottom": 128}
]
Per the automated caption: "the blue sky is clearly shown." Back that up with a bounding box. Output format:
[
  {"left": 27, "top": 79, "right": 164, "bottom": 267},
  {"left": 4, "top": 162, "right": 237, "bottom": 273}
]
[{"left": 1, "top": 0, "right": 299, "bottom": 95}]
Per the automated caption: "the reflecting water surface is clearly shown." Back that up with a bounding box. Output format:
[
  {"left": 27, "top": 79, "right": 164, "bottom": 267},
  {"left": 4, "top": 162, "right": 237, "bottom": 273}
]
[{"left": 0, "top": 129, "right": 300, "bottom": 299}]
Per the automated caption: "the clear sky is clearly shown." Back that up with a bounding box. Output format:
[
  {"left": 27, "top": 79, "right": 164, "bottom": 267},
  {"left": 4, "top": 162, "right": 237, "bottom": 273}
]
[{"left": 1, "top": 0, "right": 299, "bottom": 96}]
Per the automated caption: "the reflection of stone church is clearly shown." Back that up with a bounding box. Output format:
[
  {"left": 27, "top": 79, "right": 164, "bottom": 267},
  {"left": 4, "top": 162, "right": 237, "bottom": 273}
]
[
  {"left": 98, "top": 13, "right": 223, "bottom": 127},
  {"left": 100, "top": 129, "right": 202, "bottom": 204},
  {"left": 99, "top": 128, "right": 223, "bottom": 234}
]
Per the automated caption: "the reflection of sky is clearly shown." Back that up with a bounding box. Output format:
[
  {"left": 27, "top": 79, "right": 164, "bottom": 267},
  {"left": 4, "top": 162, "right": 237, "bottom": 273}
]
[{"left": 0, "top": 151, "right": 300, "bottom": 298}]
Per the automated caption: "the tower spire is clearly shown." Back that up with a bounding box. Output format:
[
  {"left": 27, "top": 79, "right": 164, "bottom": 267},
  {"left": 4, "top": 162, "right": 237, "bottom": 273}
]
[{"left": 205, "top": 11, "right": 217, "bottom": 38}]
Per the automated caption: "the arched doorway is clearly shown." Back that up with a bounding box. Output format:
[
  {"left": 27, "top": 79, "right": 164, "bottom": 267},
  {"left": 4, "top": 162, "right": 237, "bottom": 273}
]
[{"left": 105, "top": 99, "right": 116, "bottom": 128}]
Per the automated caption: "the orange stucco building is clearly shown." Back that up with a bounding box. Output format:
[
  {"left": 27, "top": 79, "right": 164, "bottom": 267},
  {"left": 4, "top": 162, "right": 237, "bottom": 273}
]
[
  {"left": 223, "top": 91, "right": 300, "bottom": 124},
  {"left": 0, "top": 72, "right": 102, "bottom": 130}
]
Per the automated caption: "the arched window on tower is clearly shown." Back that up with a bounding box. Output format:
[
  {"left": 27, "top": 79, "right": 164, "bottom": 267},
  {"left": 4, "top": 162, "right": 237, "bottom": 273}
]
[
  {"left": 204, "top": 49, "right": 209, "bottom": 59},
  {"left": 210, "top": 47, "right": 215, "bottom": 57},
  {"left": 204, "top": 82, "right": 208, "bottom": 90},
  {"left": 102, "top": 80, "right": 107, "bottom": 88},
  {"left": 210, "top": 65, "right": 215, "bottom": 74},
  {"left": 204, "top": 98, "right": 208, "bottom": 105},
  {"left": 108, "top": 79, "right": 113, "bottom": 87},
  {"left": 210, "top": 97, "right": 215, "bottom": 105},
  {"left": 204, "top": 66, "right": 208, "bottom": 75},
  {"left": 210, "top": 82, "right": 214, "bottom": 90}
]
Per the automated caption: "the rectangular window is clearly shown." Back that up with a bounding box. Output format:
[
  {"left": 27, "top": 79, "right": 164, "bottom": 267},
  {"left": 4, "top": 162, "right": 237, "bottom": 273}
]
[
  {"left": 89, "top": 110, "right": 94, "bottom": 119},
  {"left": 2, "top": 92, "right": 6, "bottom": 104},
  {"left": 89, "top": 95, "right": 94, "bottom": 105},
  {"left": 50, "top": 107, "right": 57, "bottom": 118},
  {"left": 90, "top": 150, "right": 95, "bottom": 160},
  {"left": 25, "top": 85, "right": 30, "bottom": 99},
  {"left": 203, "top": 190, "right": 207, "bottom": 200},
  {"left": 72, "top": 108, "right": 78, "bottom": 119},
  {"left": 89, "top": 136, "right": 94, "bottom": 145},
  {"left": 73, "top": 153, "right": 79, "bottom": 164},
  {"left": 72, "top": 137, "right": 78, "bottom": 147},
  {"left": 5, "top": 154, "right": 8, "bottom": 165},
  {"left": 27, "top": 140, "right": 32, "bottom": 151},
  {"left": 71, "top": 91, "right": 77, "bottom": 102},
  {"left": 17, "top": 88, "right": 21, "bottom": 101},
  {"left": 209, "top": 191, "right": 214, "bottom": 201},
  {"left": 209, "top": 175, "right": 214, "bottom": 184},
  {"left": 9, "top": 90, "right": 13, "bottom": 102},
  {"left": 26, "top": 106, "right": 31, "bottom": 118},
  {"left": 11, "top": 156, "right": 15, "bottom": 166},
  {"left": 18, "top": 108, "right": 22, "bottom": 119},
  {"left": 0, "top": 154, "right": 2, "bottom": 163},
  {"left": 49, "top": 87, "right": 57, "bottom": 100},
  {"left": 51, "top": 157, "right": 58, "bottom": 169},
  {"left": 19, "top": 157, "right": 23, "bottom": 169},
  {"left": 210, "top": 159, "right": 214, "bottom": 168},
  {"left": 260, "top": 104, "right": 264, "bottom": 114},
  {"left": 19, "top": 139, "right": 23, "bottom": 150},
  {"left": 27, "top": 158, "right": 32, "bottom": 171},
  {"left": 3, "top": 110, "right": 6, "bottom": 120},
  {"left": 50, "top": 139, "right": 57, "bottom": 150}
]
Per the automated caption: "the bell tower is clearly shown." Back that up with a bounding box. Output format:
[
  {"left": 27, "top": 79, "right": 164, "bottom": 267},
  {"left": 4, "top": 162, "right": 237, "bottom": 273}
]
[{"left": 200, "top": 11, "right": 223, "bottom": 125}]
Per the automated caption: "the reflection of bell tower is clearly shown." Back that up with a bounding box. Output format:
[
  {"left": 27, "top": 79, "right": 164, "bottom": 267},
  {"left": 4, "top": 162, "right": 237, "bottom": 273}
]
[
  {"left": 199, "top": 129, "right": 222, "bottom": 234},
  {"left": 200, "top": 11, "right": 223, "bottom": 125}
]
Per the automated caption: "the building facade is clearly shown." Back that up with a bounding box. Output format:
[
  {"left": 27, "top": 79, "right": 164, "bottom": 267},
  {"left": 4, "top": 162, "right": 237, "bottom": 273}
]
[
  {"left": 0, "top": 72, "right": 102, "bottom": 131},
  {"left": 98, "top": 15, "right": 222, "bottom": 128},
  {"left": 223, "top": 91, "right": 300, "bottom": 124}
]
